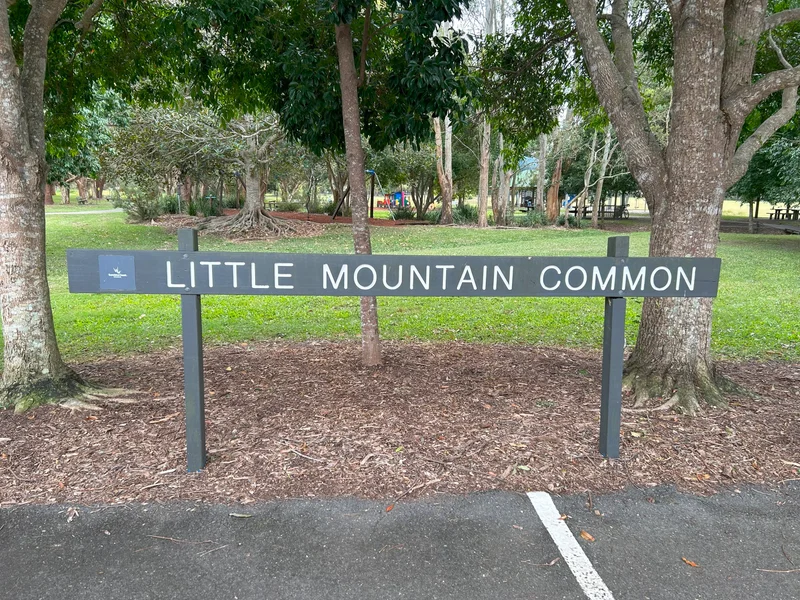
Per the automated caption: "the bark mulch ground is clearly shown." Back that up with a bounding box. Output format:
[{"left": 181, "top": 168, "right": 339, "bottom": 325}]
[{"left": 1, "top": 342, "right": 797, "bottom": 507}]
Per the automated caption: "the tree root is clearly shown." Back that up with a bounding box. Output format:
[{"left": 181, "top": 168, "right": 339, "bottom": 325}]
[
  {"left": 621, "top": 362, "right": 747, "bottom": 416},
  {"left": 202, "top": 208, "right": 321, "bottom": 240},
  {"left": 1, "top": 371, "right": 144, "bottom": 414}
]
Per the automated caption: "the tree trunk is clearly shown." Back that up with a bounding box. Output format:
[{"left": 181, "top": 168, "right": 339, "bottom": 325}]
[
  {"left": 433, "top": 116, "right": 454, "bottom": 225},
  {"left": 95, "top": 177, "right": 105, "bottom": 200},
  {"left": 60, "top": 183, "right": 70, "bottom": 204},
  {"left": 536, "top": 134, "right": 547, "bottom": 211},
  {"left": 75, "top": 176, "right": 88, "bottom": 204},
  {"left": 44, "top": 182, "right": 55, "bottom": 204},
  {"left": 747, "top": 200, "right": 754, "bottom": 234},
  {"left": 624, "top": 178, "right": 727, "bottom": 414},
  {"left": 592, "top": 124, "right": 613, "bottom": 228},
  {"left": 335, "top": 21, "right": 380, "bottom": 366},
  {"left": 545, "top": 158, "right": 562, "bottom": 222},
  {"left": 181, "top": 174, "right": 193, "bottom": 213},
  {"left": 0, "top": 157, "right": 80, "bottom": 410},
  {"left": 477, "top": 115, "right": 491, "bottom": 228}
]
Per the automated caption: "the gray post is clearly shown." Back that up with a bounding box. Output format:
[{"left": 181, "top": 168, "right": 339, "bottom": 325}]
[
  {"left": 599, "top": 236, "right": 628, "bottom": 458},
  {"left": 178, "top": 228, "right": 206, "bottom": 472}
]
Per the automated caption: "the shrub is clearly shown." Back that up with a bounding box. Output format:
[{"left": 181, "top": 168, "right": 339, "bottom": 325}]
[
  {"left": 518, "top": 209, "right": 548, "bottom": 227},
  {"left": 453, "top": 203, "right": 479, "bottom": 224},
  {"left": 222, "top": 194, "right": 241, "bottom": 209},
  {"left": 275, "top": 201, "right": 303, "bottom": 212},
  {"left": 111, "top": 184, "right": 163, "bottom": 222},
  {"left": 322, "top": 200, "right": 352, "bottom": 217},
  {"left": 187, "top": 200, "right": 198, "bottom": 216},
  {"left": 556, "top": 215, "right": 580, "bottom": 227},
  {"left": 161, "top": 194, "right": 180, "bottom": 215},
  {"left": 197, "top": 195, "right": 223, "bottom": 217},
  {"left": 425, "top": 209, "right": 441, "bottom": 223},
  {"left": 392, "top": 206, "right": 416, "bottom": 220}
]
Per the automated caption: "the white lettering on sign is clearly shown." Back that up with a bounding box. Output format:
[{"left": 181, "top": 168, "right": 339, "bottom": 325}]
[
  {"left": 382, "top": 265, "right": 403, "bottom": 290},
  {"left": 410, "top": 265, "right": 430, "bottom": 290},
  {"left": 323, "top": 264, "right": 347, "bottom": 290},
  {"left": 494, "top": 266, "right": 514, "bottom": 291},
  {"left": 649, "top": 266, "right": 672, "bottom": 292},
  {"left": 592, "top": 266, "right": 615, "bottom": 291},
  {"left": 199, "top": 261, "right": 221, "bottom": 288},
  {"left": 166, "top": 261, "right": 183, "bottom": 288},
  {"left": 622, "top": 266, "right": 646, "bottom": 291},
  {"left": 457, "top": 266, "right": 477, "bottom": 291},
  {"left": 224, "top": 262, "right": 246, "bottom": 288},
  {"left": 354, "top": 264, "right": 378, "bottom": 290},
  {"left": 436, "top": 265, "right": 455, "bottom": 290},
  {"left": 251, "top": 263, "right": 269, "bottom": 289},
  {"left": 541, "top": 265, "right": 561, "bottom": 291},
  {"left": 677, "top": 266, "right": 696, "bottom": 291},
  {"left": 565, "top": 266, "right": 588, "bottom": 291},
  {"left": 274, "top": 263, "right": 294, "bottom": 289}
]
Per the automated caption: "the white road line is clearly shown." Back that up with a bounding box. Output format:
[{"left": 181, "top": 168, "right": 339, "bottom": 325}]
[{"left": 527, "top": 491, "right": 615, "bottom": 600}]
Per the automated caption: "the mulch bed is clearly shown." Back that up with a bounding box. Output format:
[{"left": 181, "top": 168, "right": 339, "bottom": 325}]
[
  {"left": 267, "top": 210, "right": 430, "bottom": 227},
  {"left": 1, "top": 341, "right": 798, "bottom": 507}
]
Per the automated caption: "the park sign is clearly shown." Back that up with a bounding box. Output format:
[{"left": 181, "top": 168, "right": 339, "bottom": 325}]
[
  {"left": 68, "top": 251, "right": 719, "bottom": 298},
  {"left": 67, "top": 230, "right": 720, "bottom": 472}
]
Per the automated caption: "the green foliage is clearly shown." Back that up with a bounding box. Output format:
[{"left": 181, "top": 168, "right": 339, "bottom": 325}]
[
  {"left": 517, "top": 210, "right": 548, "bottom": 227},
  {"left": 275, "top": 201, "right": 303, "bottom": 212},
  {"left": 453, "top": 203, "right": 479, "bottom": 224},
  {"left": 181, "top": 0, "right": 472, "bottom": 153},
  {"left": 198, "top": 195, "right": 223, "bottom": 217},
  {"left": 322, "top": 200, "right": 352, "bottom": 217},
  {"left": 161, "top": 193, "right": 181, "bottom": 215},
  {"left": 425, "top": 209, "right": 441, "bottom": 224},
  {"left": 111, "top": 185, "right": 164, "bottom": 222},
  {"left": 392, "top": 206, "right": 416, "bottom": 220}
]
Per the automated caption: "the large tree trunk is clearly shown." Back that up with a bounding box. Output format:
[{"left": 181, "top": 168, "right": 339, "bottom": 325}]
[
  {"left": 591, "top": 124, "right": 613, "bottom": 228},
  {"left": 95, "top": 176, "right": 105, "bottom": 200},
  {"left": 545, "top": 158, "right": 562, "bottom": 222},
  {"left": 335, "top": 21, "right": 380, "bottom": 366},
  {"left": 75, "top": 176, "right": 88, "bottom": 204},
  {"left": 477, "top": 116, "right": 490, "bottom": 228},
  {"left": 60, "top": 183, "right": 70, "bottom": 204},
  {"left": 44, "top": 182, "right": 55, "bottom": 204},
  {"left": 624, "top": 178, "right": 727, "bottom": 414},
  {"left": 433, "top": 116, "right": 453, "bottom": 225},
  {"left": 0, "top": 156, "right": 81, "bottom": 410}
]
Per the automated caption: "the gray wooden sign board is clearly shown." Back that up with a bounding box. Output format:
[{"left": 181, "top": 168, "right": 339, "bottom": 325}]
[{"left": 67, "top": 230, "right": 721, "bottom": 472}]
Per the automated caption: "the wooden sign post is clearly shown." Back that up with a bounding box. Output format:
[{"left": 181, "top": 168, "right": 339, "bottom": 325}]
[{"left": 67, "top": 230, "right": 721, "bottom": 471}]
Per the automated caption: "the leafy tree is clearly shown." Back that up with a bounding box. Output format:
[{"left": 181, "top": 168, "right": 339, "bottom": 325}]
[
  {"left": 559, "top": 0, "right": 800, "bottom": 413},
  {"left": 0, "top": 0, "right": 184, "bottom": 411}
]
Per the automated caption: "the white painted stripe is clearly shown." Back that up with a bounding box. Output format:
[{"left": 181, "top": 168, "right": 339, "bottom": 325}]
[{"left": 527, "top": 491, "right": 615, "bottom": 600}]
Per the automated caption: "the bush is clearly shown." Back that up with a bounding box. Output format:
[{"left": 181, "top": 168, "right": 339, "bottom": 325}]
[
  {"left": 111, "top": 184, "right": 163, "bottom": 222},
  {"left": 392, "top": 206, "right": 416, "bottom": 220},
  {"left": 197, "top": 195, "right": 223, "bottom": 217},
  {"left": 425, "top": 209, "right": 441, "bottom": 224},
  {"left": 187, "top": 200, "right": 198, "bottom": 216},
  {"left": 222, "top": 194, "right": 241, "bottom": 209},
  {"left": 275, "top": 201, "right": 303, "bottom": 212},
  {"left": 322, "top": 200, "right": 352, "bottom": 217},
  {"left": 161, "top": 194, "right": 180, "bottom": 215},
  {"left": 518, "top": 209, "right": 548, "bottom": 227},
  {"left": 453, "top": 203, "right": 479, "bottom": 224},
  {"left": 556, "top": 214, "right": 580, "bottom": 227}
]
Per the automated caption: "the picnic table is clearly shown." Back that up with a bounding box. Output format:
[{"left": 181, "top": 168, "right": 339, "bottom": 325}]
[{"left": 769, "top": 208, "right": 800, "bottom": 221}]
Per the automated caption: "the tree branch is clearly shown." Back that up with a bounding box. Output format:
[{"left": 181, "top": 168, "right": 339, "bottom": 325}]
[
  {"left": 724, "top": 67, "right": 800, "bottom": 122},
  {"left": 764, "top": 8, "right": 800, "bottom": 31},
  {"left": 565, "top": 0, "right": 665, "bottom": 197},
  {"left": 75, "top": 0, "right": 106, "bottom": 34},
  {"left": 20, "top": 0, "right": 69, "bottom": 156}
]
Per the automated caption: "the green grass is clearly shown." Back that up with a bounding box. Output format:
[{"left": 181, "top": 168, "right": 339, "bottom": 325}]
[{"left": 2, "top": 212, "right": 797, "bottom": 367}]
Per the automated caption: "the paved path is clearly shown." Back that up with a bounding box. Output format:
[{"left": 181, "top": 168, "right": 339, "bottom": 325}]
[
  {"left": 1, "top": 485, "right": 797, "bottom": 600},
  {"left": 45, "top": 208, "right": 123, "bottom": 215}
]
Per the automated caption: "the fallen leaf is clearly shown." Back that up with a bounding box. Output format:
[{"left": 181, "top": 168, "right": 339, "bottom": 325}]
[
  {"left": 386, "top": 504, "right": 394, "bottom": 512},
  {"left": 517, "top": 465, "right": 531, "bottom": 471},
  {"left": 579, "top": 530, "right": 595, "bottom": 542},
  {"left": 512, "top": 525, "right": 523, "bottom": 530},
  {"left": 630, "top": 431, "right": 644, "bottom": 438},
  {"left": 228, "top": 513, "right": 252, "bottom": 519},
  {"left": 682, "top": 557, "right": 699, "bottom": 568},
  {"left": 559, "top": 514, "right": 570, "bottom": 521}
]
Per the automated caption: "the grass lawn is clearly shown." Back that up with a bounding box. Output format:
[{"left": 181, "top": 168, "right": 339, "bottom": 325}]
[{"left": 2, "top": 212, "right": 796, "bottom": 367}]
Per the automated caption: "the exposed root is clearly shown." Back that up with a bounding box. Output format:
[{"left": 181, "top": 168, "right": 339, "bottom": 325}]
[
  {"left": 1, "top": 373, "right": 143, "bottom": 414},
  {"left": 622, "top": 361, "right": 746, "bottom": 416},
  {"left": 202, "top": 208, "right": 322, "bottom": 240}
]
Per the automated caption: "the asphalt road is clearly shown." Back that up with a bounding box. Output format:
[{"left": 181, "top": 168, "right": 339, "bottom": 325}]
[{"left": 1, "top": 485, "right": 797, "bottom": 600}]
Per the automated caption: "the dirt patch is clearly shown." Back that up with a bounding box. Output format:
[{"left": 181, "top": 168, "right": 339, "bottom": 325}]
[
  {"left": 152, "top": 214, "right": 325, "bottom": 240},
  {"left": 1, "top": 341, "right": 797, "bottom": 506},
  {"left": 266, "top": 211, "right": 430, "bottom": 227}
]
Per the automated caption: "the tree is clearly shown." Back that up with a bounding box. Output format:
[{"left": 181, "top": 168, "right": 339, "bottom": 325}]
[
  {"left": 0, "top": 0, "right": 182, "bottom": 411},
  {"left": 563, "top": 0, "right": 800, "bottom": 412},
  {"left": 186, "top": 0, "right": 471, "bottom": 365}
]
